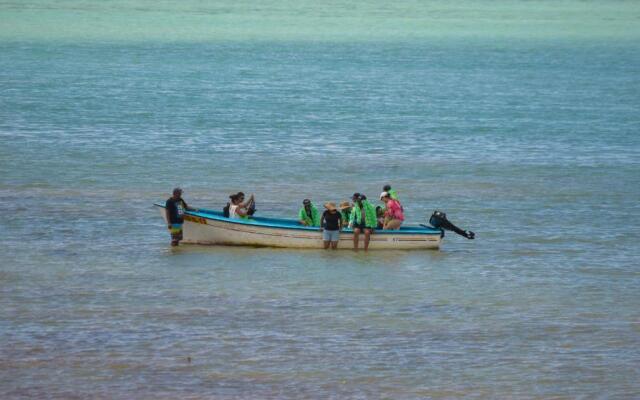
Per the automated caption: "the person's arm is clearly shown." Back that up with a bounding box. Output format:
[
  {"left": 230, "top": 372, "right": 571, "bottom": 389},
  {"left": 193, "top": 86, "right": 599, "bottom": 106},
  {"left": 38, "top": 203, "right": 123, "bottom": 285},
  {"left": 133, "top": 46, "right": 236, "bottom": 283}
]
[
  {"left": 184, "top": 200, "right": 198, "bottom": 212},
  {"left": 338, "top": 214, "right": 342, "bottom": 231},
  {"left": 243, "top": 194, "right": 255, "bottom": 208},
  {"left": 165, "top": 208, "right": 172, "bottom": 229},
  {"left": 320, "top": 212, "right": 326, "bottom": 231},
  {"left": 298, "top": 208, "right": 308, "bottom": 225}
]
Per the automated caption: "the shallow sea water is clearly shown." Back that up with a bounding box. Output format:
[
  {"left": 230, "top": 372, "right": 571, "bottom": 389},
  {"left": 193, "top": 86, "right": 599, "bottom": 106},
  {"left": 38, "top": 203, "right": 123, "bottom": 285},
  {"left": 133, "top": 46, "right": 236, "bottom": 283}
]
[{"left": 1, "top": 1, "right": 640, "bottom": 398}]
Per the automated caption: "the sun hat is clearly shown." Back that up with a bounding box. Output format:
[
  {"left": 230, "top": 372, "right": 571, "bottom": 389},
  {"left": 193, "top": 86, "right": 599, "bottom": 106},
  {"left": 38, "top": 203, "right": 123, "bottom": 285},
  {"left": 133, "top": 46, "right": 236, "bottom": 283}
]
[
  {"left": 380, "top": 191, "right": 390, "bottom": 199},
  {"left": 324, "top": 202, "right": 337, "bottom": 211},
  {"left": 339, "top": 201, "right": 351, "bottom": 210}
]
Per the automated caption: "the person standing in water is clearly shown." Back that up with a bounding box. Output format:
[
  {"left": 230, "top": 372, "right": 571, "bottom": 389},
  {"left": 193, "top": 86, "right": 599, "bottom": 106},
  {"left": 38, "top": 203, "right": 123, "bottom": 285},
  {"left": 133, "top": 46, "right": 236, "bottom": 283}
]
[
  {"left": 320, "top": 202, "right": 342, "bottom": 249},
  {"left": 298, "top": 199, "right": 320, "bottom": 227},
  {"left": 165, "top": 187, "right": 198, "bottom": 246},
  {"left": 349, "top": 193, "right": 377, "bottom": 251}
]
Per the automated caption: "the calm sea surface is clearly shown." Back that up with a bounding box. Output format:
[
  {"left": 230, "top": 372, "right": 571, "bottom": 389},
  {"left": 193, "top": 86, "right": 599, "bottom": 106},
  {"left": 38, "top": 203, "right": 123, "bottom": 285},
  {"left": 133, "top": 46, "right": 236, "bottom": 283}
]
[{"left": 1, "top": 1, "right": 640, "bottom": 398}]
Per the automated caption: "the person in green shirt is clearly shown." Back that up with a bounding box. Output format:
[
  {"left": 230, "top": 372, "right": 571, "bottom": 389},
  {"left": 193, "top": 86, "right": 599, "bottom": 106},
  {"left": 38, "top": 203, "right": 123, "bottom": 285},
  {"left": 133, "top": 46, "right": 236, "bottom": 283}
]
[
  {"left": 349, "top": 193, "right": 377, "bottom": 251},
  {"left": 298, "top": 199, "right": 320, "bottom": 227},
  {"left": 383, "top": 184, "right": 399, "bottom": 200},
  {"left": 339, "top": 201, "right": 352, "bottom": 226}
]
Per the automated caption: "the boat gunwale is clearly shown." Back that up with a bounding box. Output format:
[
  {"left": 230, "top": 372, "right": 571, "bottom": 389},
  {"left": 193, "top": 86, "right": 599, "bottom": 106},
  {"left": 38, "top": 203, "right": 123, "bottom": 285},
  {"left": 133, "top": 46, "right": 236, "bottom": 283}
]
[{"left": 154, "top": 203, "right": 442, "bottom": 236}]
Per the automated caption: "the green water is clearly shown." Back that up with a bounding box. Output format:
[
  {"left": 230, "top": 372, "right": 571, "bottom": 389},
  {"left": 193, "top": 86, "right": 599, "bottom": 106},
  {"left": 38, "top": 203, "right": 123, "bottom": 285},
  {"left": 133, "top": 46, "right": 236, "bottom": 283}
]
[{"left": 2, "top": 0, "right": 639, "bottom": 42}]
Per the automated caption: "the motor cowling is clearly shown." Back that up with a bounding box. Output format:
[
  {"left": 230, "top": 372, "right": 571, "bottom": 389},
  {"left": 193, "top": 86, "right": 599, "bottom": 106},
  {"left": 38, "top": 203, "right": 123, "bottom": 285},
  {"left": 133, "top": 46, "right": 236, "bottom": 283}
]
[{"left": 429, "top": 211, "right": 475, "bottom": 240}]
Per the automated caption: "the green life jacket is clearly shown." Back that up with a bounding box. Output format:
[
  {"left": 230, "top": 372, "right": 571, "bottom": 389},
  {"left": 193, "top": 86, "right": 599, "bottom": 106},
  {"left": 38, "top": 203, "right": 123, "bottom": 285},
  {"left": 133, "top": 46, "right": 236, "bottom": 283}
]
[
  {"left": 349, "top": 200, "right": 377, "bottom": 228},
  {"left": 340, "top": 209, "right": 351, "bottom": 225},
  {"left": 298, "top": 204, "right": 320, "bottom": 227},
  {"left": 389, "top": 189, "right": 399, "bottom": 200}
]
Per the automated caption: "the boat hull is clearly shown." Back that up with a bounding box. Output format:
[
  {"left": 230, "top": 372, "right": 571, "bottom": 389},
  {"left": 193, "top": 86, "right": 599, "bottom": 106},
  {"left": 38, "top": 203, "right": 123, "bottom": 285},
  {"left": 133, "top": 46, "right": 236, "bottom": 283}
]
[{"left": 156, "top": 205, "right": 442, "bottom": 250}]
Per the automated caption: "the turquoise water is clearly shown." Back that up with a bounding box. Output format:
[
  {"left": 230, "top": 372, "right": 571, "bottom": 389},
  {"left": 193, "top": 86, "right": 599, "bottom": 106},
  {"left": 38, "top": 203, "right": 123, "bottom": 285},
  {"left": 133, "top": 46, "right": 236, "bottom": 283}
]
[{"left": 2, "top": 1, "right": 640, "bottom": 398}]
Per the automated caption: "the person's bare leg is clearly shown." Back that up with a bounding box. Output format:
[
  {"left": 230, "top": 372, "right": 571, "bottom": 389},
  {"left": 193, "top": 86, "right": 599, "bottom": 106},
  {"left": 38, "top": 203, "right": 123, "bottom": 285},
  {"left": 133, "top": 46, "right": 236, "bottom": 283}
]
[
  {"left": 323, "top": 240, "right": 330, "bottom": 249},
  {"left": 353, "top": 228, "right": 360, "bottom": 251},
  {"left": 171, "top": 229, "right": 180, "bottom": 246},
  {"left": 331, "top": 241, "right": 338, "bottom": 250},
  {"left": 364, "top": 229, "right": 371, "bottom": 251}
]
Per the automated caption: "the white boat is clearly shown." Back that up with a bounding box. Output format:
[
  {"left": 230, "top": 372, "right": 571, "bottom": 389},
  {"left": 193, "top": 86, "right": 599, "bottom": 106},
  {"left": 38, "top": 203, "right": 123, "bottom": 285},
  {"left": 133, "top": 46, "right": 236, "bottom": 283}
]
[{"left": 155, "top": 204, "right": 443, "bottom": 250}]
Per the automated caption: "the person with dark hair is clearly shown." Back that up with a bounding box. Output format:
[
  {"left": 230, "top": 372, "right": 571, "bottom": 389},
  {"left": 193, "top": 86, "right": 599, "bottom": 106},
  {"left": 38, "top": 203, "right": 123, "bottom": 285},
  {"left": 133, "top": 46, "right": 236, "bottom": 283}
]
[
  {"left": 298, "top": 199, "right": 320, "bottom": 226},
  {"left": 382, "top": 184, "right": 399, "bottom": 200},
  {"left": 349, "top": 193, "right": 377, "bottom": 251},
  {"left": 228, "top": 192, "right": 255, "bottom": 219},
  {"left": 165, "top": 187, "right": 197, "bottom": 246}
]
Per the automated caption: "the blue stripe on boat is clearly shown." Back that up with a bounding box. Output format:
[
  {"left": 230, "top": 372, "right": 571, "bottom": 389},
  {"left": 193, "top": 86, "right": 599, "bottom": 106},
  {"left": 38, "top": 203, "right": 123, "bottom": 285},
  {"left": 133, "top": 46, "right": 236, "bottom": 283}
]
[{"left": 154, "top": 203, "right": 442, "bottom": 236}]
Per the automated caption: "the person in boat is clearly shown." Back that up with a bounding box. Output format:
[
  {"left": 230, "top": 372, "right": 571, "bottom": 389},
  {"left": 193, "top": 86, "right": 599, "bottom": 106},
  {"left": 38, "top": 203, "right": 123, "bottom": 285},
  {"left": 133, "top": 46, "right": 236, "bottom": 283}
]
[
  {"left": 298, "top": 199, "right": 320, "bottom": 226},
  {"left": 165, "top": 187, "right": 198, "bottom": 246},
  {"left": 380, "top": 191, "right": 404, "bottom": 230},
  {"left": 383, "top": 184, "right": 399, "bottom": 200},
  {"left": 228, "top": 192, "right": 255, "bottom": 219},
  {"left": 339, "top": 201, "right": 352, "bottom": 227},
  {"left": 349, "top": 193, "right": 377, "bottom": 251},
  {"left": 236, "top": 191, "right": 256, "bottom": 216},
  {"left": 375, "top": 206, "right": 385, "bottom": 229},
  {"left": 320, "top": 202, "right": 342, "bottom": 249}
]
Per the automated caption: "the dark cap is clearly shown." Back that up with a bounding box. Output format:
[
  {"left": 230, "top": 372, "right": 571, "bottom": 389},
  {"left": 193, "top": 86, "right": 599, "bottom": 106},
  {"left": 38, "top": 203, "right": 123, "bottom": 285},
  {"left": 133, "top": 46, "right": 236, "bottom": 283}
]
[
  {"left": 303, "top": 198, "right": 311, "bottom": 205},
  {"left": 352, "top": 192, "right": 360, "bottom": 199},
  {"left": 173, "top": 187, "right": 183, "bottom": 194},
  {"left": 383, "top": 184, "right": 391, "bottom": 191}
]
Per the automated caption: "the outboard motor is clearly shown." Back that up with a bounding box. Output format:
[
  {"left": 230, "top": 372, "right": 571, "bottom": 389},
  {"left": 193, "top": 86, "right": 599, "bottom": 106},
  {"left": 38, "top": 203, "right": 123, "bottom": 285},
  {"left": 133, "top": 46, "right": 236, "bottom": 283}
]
[{"left": 429, "top": 211, "right": 475, "bottom": 239}]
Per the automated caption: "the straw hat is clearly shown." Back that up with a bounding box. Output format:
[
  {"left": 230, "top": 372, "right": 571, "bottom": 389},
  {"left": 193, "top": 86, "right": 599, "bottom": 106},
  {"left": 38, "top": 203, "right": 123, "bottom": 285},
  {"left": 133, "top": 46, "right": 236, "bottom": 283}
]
[
  {"left": 324, "top": 202, "right": 337, "bottom": 211},
  {"left": 339, "top": 201, "right": 351, "bottom": 210}
]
